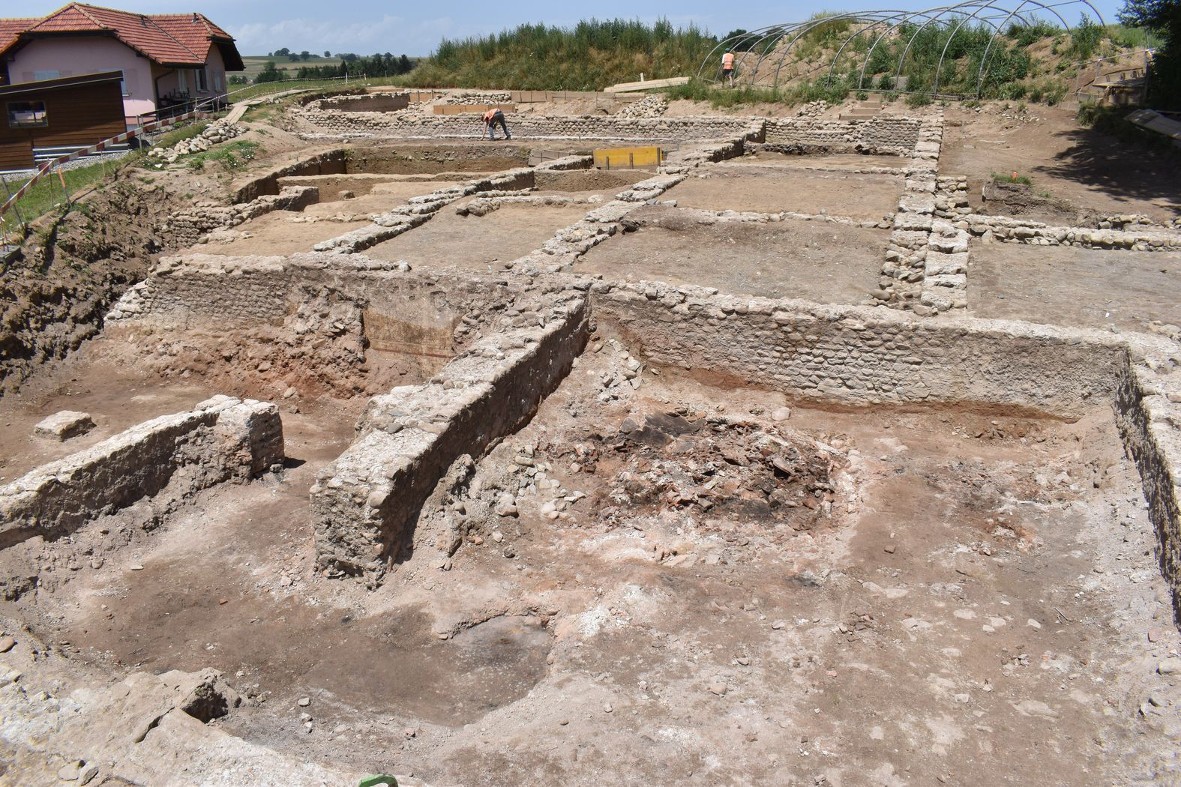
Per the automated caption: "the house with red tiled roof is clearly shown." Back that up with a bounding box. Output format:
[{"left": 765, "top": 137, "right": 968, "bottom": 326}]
[{"left": 0, "top": 3, "right": 244, "bottom": 124}]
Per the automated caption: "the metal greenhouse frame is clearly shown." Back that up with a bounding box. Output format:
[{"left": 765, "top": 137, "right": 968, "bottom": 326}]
[{"left": 696, "top": 0, "right": 1105, "bottom": 98}]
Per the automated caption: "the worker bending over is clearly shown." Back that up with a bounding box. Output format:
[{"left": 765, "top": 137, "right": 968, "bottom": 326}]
[{"left": 484, "top": 107, "right": 511, "bottom": 140}]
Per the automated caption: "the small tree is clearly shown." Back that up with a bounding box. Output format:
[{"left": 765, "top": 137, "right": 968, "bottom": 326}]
[
  {"left": 255, "top": 61, "right": 287, "bottom": 83},
  {"left": 1119, "top": 0, "right": 1181, "bottom": 107},
  {"left": 324, "top": 50, "right": 332, "bottom": 58}
]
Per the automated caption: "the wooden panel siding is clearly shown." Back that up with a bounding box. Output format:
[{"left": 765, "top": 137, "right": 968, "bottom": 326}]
[
  {"left": 0, "top": 73, "right": 126, "bottom": 168},
  {"left": 0, "top": 140, "right": 33, "bottom": 170}
]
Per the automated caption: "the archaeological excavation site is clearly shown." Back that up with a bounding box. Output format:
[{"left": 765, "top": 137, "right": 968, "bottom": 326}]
[{"left": 1, "top": 86, "right": 1181, "bottom": 785}]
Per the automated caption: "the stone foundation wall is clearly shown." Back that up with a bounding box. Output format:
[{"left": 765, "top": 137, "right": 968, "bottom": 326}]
[
  {"left": 1114, "top": 338, "right": 1181, "bottom": 625},
  {"left": 592, "top": 280, "right": 1123, "bottom": 418},
  {"left": 310, "top": 292, "right": 590, "bottom": 584},
  {"left": 161, "top": 186, "right": 320, "bottom": 248},
  {"left": 0, "top": 396, "right": 282, "bottom": 548},
  {"left": 764, "top": 116, "right": 921, "bottom": 154},
  {"left": 962, "top": 214, "right": 1181, "bottom": 251},
  {"left": 297, "top": 104, "right": 756, "bottom": 142},
  {"left": 106, "top": 253, "right": 539, "bottom": 332}
]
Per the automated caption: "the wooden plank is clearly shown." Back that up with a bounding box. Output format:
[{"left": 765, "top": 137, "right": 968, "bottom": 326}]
[
  {"left": 593, "top": 146, "right": 664, "bottom": 169},
  {"left": 0, "top": 140, "right": 34, "bottom": 170},
  {"left": 604, "top": 76, "right": 689, "bottom": 93}
]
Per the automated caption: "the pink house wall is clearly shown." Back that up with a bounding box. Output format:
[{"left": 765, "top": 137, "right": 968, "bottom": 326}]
[
  {"left": 10, "top": 37, "right": 232, "bottom": 124},
  {"left": 10, "top": 37, "right": 154, "bottom": 121}
]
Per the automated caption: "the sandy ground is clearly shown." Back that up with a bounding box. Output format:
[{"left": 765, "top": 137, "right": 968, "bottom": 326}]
[
  {"left": 366, "top": 199, "right": 597, "bottom": 270},
  {"left": 666, "top": 165, "right": 902, "bottom": 219},
  {"left": 578, "top": 210, "right": 885, "bottom": 302},
  {"left": 941, "top": 104, "right": 1181, "bottom": 223},
  {"left": 968, "top": 243, "right": 1181, "bottom": 331},
  {"left": 3, "top": 336, "right": 1179, "bottom": 785},
  {"left": 3, "top": 98, "right": 1181, "bottom": 786}
]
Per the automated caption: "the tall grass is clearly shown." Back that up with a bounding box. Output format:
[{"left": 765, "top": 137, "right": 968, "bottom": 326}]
[
  {"left": 407, "top": 18, "right": 717, "bottom": 90},
  {"left": 1, "top": 160, "right": 112, "bottom": 239}
]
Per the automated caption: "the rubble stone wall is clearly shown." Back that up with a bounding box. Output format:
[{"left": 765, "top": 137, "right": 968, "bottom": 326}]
[
  {"left": 310, "top": 293, "right": 590, "bottom": 584},
  {"left": 233, "top": 150, "right": 348, "bottom": 203},
  {"left": 765, "top": 116, "right": 921, "bottom": 154},
  {"left": 592, "top": 281, "right": 1123, "bottom": 418},
  {"left": 298, "top": 105, "right": 755, "bottom": 142},
  {"left": 106, "top": 254, "right": 529, "bottom": 332},
  {"left": 0, "top": 396, "right": 283, "bottom": 548},
  {"left": 1113, "top": 338, "right": 1181, "bottom": 625},
  {"left": 161, "top": 186, "right": 320, "bottom": 248}
]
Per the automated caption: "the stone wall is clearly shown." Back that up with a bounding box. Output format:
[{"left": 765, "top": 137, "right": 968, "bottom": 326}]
[
  {"left": 309, "top": 292, "right": 590, "bottom": 584},
  {"left": 297, "top": 104, "right": 757, "bottom": 142},
  {"left": 1114, "top": 337, "right": 1181, "bottom": 624},
  {"left": 962, "top": 214, "right": 1181, "bottom": 251},
  {"left": 764, "top": 116, "right": 921, "bottom": 155},
  {"left": 0, "top": 396, "right": 283, "bottom": 548},
  {"left": 161, "top": 186, "right": 320, "bottom": 248},
  {"left": 591, "top": 280, "right": 1124, "bottom": 418}
]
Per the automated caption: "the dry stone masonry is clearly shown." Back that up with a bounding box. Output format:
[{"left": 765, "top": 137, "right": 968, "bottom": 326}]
[
  {"left": 0, "top": 396, "right": 282, "bottom": 548},
  {"left": 310, "top": 292, "right": 590, "bottom": 584}
]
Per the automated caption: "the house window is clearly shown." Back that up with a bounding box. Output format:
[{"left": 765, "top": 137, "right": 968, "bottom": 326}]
[
  {"left": 33, "top": 70, "right": 60, "bottom": 81},
  {"left": 195, "top": 69, "right": 208, "bottom": 92},
  {"left": 8, "top": 101, "right": 48, "bottom": 128}
]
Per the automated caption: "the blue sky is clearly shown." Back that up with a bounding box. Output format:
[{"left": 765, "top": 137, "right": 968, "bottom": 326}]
[{"left": 12, "top": 1, "right": 1127, "bottom": 57}]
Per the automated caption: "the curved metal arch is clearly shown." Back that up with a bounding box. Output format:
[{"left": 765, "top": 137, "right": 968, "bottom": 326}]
[
  {"left": 696, "top": 23, "right": 790, "bottom": 84},
  {"left": 762, "top": 15, "right": 874, "bottom": 88},
  {"left": 827, "top": 12, "right": 909, "bottom": 85},
  {"left": 857, "top": 8, "right": 953, "bottom": 90},
  {"left": 746, "top": 24, "right": 805, "bottom": 85},
  {"left": 695, "top": 1, "right": 1112, "bottom": 94},
  {"left": 974, "top": 0, "right": 1106, "bottom": 96},
  {"left": 932, "top": 1, "right": 1039, "bottom": 94},
  {"left": 893, "top": 1, "right": 999, "bottom": 86},
  {"left": 970, "top": 2, "right": 1052, "bottom": 96}
]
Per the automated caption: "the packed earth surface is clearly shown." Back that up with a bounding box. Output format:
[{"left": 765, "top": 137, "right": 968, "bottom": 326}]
[{"left": 1, "top": 90, "right": 1180, "bottom": 786}]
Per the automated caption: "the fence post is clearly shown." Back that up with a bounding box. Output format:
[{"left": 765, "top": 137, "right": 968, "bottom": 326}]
[
  {"left": 57, "top": 168, "right": 71, "bottom": 206},
  {"left": 0, "top": 173, "right": 27, "bottom": 234}
]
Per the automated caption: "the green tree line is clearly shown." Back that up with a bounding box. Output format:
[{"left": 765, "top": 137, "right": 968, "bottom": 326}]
[{"left": 405, "top": 17, "right": 717, "bottom": 90}]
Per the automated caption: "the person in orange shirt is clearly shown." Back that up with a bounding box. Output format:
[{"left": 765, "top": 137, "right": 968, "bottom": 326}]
[
  {"left": 483, "top": 107, "right": 511, "bottom": 140},
  {"left": 721, "top": 51, "right": 736, "bottom": 87}
]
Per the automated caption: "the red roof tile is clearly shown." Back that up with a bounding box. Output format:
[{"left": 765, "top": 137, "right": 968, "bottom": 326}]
[
  {"left": 1, "top": 3, "right": 239, "bottom": 68},
  {"left": 0, "top": 18, "right": 37, "bottom": 55}
]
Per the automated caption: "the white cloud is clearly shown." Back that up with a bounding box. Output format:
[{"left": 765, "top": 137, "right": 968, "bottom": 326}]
[{"left": 230, "top": 15, "right": 458, "bottom": 56}]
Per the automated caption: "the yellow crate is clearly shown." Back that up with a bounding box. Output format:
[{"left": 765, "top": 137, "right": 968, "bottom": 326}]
[{"left": 593, "top": 146, "right": 664, "bottom": 169}]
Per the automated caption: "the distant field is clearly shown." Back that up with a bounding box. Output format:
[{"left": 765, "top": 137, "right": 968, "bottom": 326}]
[{"left": 239, "top": 55, "right": 343, "bottom": 79}]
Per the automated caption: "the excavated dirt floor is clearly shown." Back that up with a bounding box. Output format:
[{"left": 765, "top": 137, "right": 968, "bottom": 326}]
[
  {"left": 2, "top": 97, "right": 1181, "bottom": 785},
  {"left": 578, "top": 208, "right": 885, "bottom": 302},
  {"left": 968, "top": 244, "right": 1181, "bottom": 332},
  {"left": 664, "top": 165, "right": 902, "bottom": 219},
  {"left": 1, "top": 330, "right": 1179, "bottom": 785}
]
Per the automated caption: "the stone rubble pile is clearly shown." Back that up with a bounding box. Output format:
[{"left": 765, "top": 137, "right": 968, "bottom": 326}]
[
  {"left": 148, "top": 119, "right": 245, "bottom": 163},
  {"left": 434, "top": 91, "right": 513, "bottom": 106},
  {"left": 506, "top": 172, "right": 686, "bottom": 274},
  {"left": 962, "top": 214, "right": 1181, "bottom": 251},
  {"left": 583, "top": 408, "right": 845, "bottom": 538},
  {"left": 795, "top": 100, "right": 829, "bottom": 118},
  {"left": 456, "top": 193, "right": 599, "bottom": 218},
  {"left": 934, "top": 176, "right": 971, "bottom": 220},
  {"left": 616, "top": 94, "right": 669, "bottom": 119}
]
